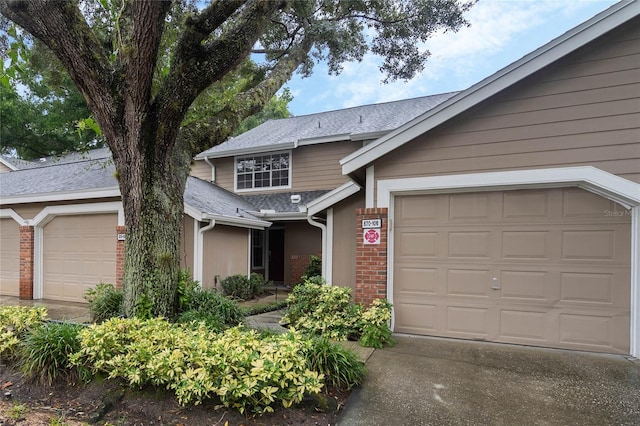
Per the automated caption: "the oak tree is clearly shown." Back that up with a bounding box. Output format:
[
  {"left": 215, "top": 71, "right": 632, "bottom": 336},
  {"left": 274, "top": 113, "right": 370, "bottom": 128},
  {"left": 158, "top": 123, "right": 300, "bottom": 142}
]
[{"left": 0, "top": 0, "right": 472, "bottom": 318}]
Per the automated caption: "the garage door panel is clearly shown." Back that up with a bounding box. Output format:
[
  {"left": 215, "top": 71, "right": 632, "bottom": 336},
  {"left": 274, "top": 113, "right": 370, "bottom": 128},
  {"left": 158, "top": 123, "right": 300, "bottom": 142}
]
[
  {"left": 447, "top": 269, "right": 490, "bottom": 297},
  {"left": 395, "top": 266, "right": 438, "bottom": 294},
  {"left": 394, "top": 302, "right": 438, "bottom": 333},
  {"left": 503, "top": 190, "right": 550, "bottom": 219},
  {"left": 446, "top": 306, "right": 491, "bottom": 336},
  {"left": 393, "top": 188, "right": 631, "bottom": 354},
  {"left": 502, "top": 231, "right": 549, "bottom": 259},
  {"left": 499, "top": 310, "right": 547, "bottom": 340},
  {"left": 500, "top": 270, "right": 550, "bottom": 301},
  {"left": 448, "top": 231, "right": 491, "bottom": 258}
]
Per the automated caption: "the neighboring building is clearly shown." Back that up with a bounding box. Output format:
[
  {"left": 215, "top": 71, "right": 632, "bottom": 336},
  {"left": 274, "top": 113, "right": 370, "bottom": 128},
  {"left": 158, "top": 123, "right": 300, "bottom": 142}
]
[{"left": 1, "top": 1, "right": 638, "bottom": 357}]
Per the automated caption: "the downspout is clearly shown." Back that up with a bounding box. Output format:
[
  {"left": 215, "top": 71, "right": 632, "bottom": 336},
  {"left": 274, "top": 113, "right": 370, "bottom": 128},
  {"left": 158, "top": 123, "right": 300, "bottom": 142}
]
[
  {"left": 307, "top": 215, "right": 328, "bottom": 282},
  {"left": 195, "top": 219, "right": 216, "bottom": 286},
  {"left": 204, "top": 156, "right": 215, "bottom": 183}
]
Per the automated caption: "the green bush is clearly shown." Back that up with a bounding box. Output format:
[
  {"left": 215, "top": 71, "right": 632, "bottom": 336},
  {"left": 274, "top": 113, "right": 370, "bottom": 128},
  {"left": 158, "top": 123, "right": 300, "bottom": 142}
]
[
  {"left": 177, "top": 310, "right": 224, "bottom": 332},
  {"left": 249, "top": 272, "right": 267, "bottom": 297},
  {"left": 84, "top": 283, "right": 123, "bottom": 323},
  {"left": 220, "top": 274, "right": 251, "bottom": 300},
  {"left": 283, "top": 282, "right": 394, "bottom": 348},
  {"left": 0, "top": 305, "right": 48, "bottom": 360},
  {"left": 70, "top": 318, "right": 324, "bottom": 413},
  {"left": 302, "top": 255, "right": 322, "bottom": 279},
  {"left": 177, "top": 269, "right": 200, "bottom": 311},
  {"left": 358, "top": 299, "right": 395, "bottom": 349},
  {"left": 305, "top": 337, "right": 366, "bottom": 390},
  {"left": 184, "top": 288, "right": 245, "bottom": 327},
  {"left": 18, "top": 322, "right": 85, "bottom": 384}
]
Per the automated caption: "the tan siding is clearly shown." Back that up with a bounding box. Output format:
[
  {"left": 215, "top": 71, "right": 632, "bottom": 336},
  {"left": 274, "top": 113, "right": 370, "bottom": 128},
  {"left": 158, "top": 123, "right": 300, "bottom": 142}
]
[
  {"left": 375, "top": 20, "right": 640, "bottom": 185},
  {"left": 202, "top": 225, "right": 248, "bottom": 290},
  {"left": 190, "top": 160, "right": 212, "bottom": 181},
  {"left": 284, "top": 222, "right": 321, "bottom": 285},
  {"left": 213, "top": 141, "right": 360, "bottom": 194},
  {"left": 331, "top": 192, "right": 364, "bottom": 292},
  {"left": 291, "top": 142, "right": 357, "bottom": 191},
  {"left": 180, "top": 216, "right": 195, "bottom": 273},
  {"left": 0, "top": 163, "right": 12, "bottom": 173},
  {"left": 213, "top": 157, "right": 235, "bottom": 192}
]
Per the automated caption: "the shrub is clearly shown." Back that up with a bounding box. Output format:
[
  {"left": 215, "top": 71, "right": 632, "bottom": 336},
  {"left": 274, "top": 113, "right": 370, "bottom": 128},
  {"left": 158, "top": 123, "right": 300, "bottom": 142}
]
[
  {"left": 177, "top": 310, "right": 224, "bottom": 332},
  {"left": 302, "top": 255, "right": 322, "bottom": 279},
  {"left": 0, "top": 305, "right": 47, "bottom": 360},
  {"left": 70, "top": 318, "right": 324, "bottom": 413},
  {"left": 176, "top": 269, "right": 200, "bottom": 311},
  {"left": 305, "top": 337, "right": 366, "bottom": 390},
  {"left": 220, "top": 274, "right": 251, "bottom": 300},
  {"left": 184, "top": 288, "right": 244, "bottom": 327},
  {"left": 283, "top": 282, "right": 394, "bottom": 348},
  {"left": 18, "top": 322, "right": 84, "bottom": 384},
  {"left": 84, "top": 283, "right": 123, "bottom": 323},
  {"left": 358, "top": 299, "right": 395, "bottom": 349},
  {"left": 249, "top": 272, "right": 267, "bottom": 297}
]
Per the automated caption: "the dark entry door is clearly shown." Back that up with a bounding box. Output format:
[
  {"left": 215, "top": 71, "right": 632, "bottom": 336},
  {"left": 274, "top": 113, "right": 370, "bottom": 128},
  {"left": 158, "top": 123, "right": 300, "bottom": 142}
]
[{"left": 268, "top": 229, "right": 285, "bottom": 283}]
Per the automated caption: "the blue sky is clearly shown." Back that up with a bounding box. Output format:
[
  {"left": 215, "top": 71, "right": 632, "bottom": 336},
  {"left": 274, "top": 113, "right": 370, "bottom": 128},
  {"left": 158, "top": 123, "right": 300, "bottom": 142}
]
[{"left": 284, "top": 0, "right": 620, "bottom": 117}]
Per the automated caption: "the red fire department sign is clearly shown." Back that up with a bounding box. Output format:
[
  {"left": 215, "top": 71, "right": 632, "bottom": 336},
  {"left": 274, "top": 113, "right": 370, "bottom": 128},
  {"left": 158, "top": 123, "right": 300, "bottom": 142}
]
[{"left": 364, "top": 228, "right": 380, "bottom": 245}]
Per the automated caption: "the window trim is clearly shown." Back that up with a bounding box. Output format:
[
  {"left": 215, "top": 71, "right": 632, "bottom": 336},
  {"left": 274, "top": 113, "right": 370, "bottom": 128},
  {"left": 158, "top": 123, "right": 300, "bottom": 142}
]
[{"left": 234, "top": 150, "right": 292, "bottom": 192}]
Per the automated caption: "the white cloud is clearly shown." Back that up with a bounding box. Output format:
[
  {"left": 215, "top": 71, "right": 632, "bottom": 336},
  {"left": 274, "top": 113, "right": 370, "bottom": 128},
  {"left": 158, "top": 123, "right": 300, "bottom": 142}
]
[{"left": 287, "top": 0, "right": 617, "bottom": 115}]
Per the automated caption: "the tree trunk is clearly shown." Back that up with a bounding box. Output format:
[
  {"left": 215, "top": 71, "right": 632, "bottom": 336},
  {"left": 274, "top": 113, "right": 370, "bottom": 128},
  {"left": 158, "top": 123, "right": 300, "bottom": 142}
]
[{"left": 115, "top": 127, "right": 190, "bottom": 319}]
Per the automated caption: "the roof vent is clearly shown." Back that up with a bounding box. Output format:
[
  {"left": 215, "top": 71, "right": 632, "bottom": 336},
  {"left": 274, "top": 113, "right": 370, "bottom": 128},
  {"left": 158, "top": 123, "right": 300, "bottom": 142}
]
[
  {"left": 290, "top": 194, "right": 301, "bottom": 204},
  {"left": 39, "top": 158, "right": 46, "bottom": 163}
]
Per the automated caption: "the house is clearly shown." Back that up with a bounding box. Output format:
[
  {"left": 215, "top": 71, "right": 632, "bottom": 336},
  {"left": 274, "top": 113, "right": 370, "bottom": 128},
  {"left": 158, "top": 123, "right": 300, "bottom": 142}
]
[{"left": 1, "top": 1, "right": 639, "bottom": 357}]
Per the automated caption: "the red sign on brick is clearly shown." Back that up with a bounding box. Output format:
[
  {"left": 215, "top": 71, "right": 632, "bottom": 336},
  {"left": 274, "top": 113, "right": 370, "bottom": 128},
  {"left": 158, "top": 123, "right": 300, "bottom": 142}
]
[{"left": 363, "top": 228, "right": 380, "bottom": 245}]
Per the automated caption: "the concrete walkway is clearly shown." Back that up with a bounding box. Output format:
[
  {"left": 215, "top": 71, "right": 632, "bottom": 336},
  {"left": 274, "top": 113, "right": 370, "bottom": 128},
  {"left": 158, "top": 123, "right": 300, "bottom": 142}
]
[{"left": 337, "top": 335, "right": 640, "bottom": 425}]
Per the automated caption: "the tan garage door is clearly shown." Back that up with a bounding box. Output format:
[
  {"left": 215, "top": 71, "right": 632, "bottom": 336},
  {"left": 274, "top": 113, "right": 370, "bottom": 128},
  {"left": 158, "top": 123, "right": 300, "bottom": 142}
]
[
  {"left": 393, "top": 188, "right": 631, "bottom": 354},
  {"left": 0, "top": 219, "right": 20, "bottom": 296},
  {"left": 43, "top": 214, "right": 117, "bottom": 303}
]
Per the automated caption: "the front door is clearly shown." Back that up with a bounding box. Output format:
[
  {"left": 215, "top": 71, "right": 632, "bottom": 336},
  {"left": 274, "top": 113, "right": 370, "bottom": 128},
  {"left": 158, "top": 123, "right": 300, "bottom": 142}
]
[{"left": 268, "top": 228, "right": 285, "bottom": 284}]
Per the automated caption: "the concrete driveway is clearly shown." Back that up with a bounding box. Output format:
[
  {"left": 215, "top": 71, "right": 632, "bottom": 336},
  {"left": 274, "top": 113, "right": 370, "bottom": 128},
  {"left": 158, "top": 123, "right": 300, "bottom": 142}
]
[{"left": 338, "top": 335, "right": 640, "bottom": 425}]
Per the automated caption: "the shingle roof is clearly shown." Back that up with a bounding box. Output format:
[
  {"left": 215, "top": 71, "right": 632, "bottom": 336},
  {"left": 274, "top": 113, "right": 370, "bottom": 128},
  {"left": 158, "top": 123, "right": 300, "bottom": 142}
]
[
  {"left": 240, "top": 190, "right": 332, "bottom": 213},
  {"left": 183, "top": 178, "right": 262, "bottom": 220},
  {"left": 196, "top": 92, "right": 458, "bottom": 158},
  {"left": 0, "top": 156, "right": 118, "bottom": 197},
  {"left": 1, "top": 147, "right": 112, "bottom": 171},
  {"left": 0, "top": 148, "right": 330, "bottom": 219}
]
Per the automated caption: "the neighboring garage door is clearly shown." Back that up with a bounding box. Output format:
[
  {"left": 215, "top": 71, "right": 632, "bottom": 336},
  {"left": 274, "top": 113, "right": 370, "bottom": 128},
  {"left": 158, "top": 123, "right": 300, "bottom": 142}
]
[
  {"left": 393, "top": 188, "right": 631, "bottom": 354},
  {"left": 43, "top": 214, "right": 117, "bottom": 303},
  {"left": 0, "top": 218, "right": 20, "bottom": 296}
]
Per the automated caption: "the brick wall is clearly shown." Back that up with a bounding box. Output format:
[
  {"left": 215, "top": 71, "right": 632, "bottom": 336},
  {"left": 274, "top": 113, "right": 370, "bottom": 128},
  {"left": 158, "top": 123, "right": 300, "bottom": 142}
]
[
  {"left": 19, "top": 226, "right": 34, "bottom": 299},
  {"left": 355, "top": 208, "right": 388, "bottom": 305},
  {"left": 116, "top": 226, "right": 125, "bottom": 289},
  {"left": 289, "top": 254, "right": 321, "bottom": 285}
]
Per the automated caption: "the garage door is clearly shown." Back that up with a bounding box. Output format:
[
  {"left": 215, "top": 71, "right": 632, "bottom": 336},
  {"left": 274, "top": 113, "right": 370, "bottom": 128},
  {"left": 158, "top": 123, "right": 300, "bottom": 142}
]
[
  {"left": 393, "top": 188, "right": 631, "bottom": 354},
  {"left": 43, "top": 214, "right": 117, "bottom": 302},
  {"left": 0, "top": 218, "right": 20, "bottom": 296}
]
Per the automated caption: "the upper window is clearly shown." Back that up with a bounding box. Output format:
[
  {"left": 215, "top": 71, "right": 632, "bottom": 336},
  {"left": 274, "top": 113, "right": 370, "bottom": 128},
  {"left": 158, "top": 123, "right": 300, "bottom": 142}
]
[{"left": 235, "top": 151, "right": 291, "bottom": 191}]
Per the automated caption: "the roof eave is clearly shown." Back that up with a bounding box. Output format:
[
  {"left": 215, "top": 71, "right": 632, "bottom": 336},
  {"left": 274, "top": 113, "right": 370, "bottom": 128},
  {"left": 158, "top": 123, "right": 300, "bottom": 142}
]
[
  {"left": 0, "top": 187, "right": 121, "bottom": 205},
  {"left": 306, "top": 181, "right": 362, "bottom": 216},
  {"left": 340, "top": 1, "right": 640, "bottom": 175}
]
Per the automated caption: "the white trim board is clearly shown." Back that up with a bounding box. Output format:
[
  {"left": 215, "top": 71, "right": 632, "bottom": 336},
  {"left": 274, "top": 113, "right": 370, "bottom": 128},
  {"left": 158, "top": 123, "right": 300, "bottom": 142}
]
[
  {"left": 0, "top": 209, "right": 27, "bottom": 226},
  {"left": 379, "top": 167, "right": 640, "bottom": 358}
]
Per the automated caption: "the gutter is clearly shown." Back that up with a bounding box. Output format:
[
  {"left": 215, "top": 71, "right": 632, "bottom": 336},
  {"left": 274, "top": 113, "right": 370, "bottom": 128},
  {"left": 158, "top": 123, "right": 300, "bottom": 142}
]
[
  {"left": 194, "top": 219, "right": 216, "bottom": 285},
  {"left": 307, "top": 215, "right": 328, "bottom": 281}
]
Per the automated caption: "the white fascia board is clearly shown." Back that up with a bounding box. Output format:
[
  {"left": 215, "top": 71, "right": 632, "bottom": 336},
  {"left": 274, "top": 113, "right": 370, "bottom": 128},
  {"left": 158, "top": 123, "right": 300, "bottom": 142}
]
[
  {"left": 0, "top": 158, "right": 18, "bottom": 171},
  {"left": 31, "top": 201, "right": 124, "bottom": 227},
  {"left": 350, "top": 131, "right": 389, "bottom": 142},
  {"left": 297, "top": 134, "right": 351, "bottom": 146},
  {"left": 306, "top": 181, "right": 361, "bottom": 216},
  {"left": 0, "top": 208, "right": 27, "bottom": 226},
  {"left": 204, "top": 213, "right": 271, "bottom": 229},
  {"left": 376, "top": 167, "right": 640, "bottom": 209},
  {"left": 250, "top": 211, "right": 308, "bottom": 221},
  {"left": 184, "top": 203, "right": 205, "bottom": 221},
  {"left": 0, "top": 187, "right": 121, "bottom": 206},
  {"left": 194, "top": 142, "right": 295, "bottom": 160},
  {"left": 341, "top": 1, "right": 640, "bottom": 175}
]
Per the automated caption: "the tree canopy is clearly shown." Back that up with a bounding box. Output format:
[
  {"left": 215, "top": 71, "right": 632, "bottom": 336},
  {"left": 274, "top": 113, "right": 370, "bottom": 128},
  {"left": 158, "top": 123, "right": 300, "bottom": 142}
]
[{"left": 0, "top": 0, "right": 473, "bottom": 318}]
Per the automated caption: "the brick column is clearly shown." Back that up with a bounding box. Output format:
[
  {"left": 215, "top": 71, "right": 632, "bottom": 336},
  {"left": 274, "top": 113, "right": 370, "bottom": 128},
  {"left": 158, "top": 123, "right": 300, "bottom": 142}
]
[
  {"left": 355, "top": 208, "right": 388, "bottom": 305},
  {"left": 19, "top": 226, "right": 34, "bottom": 300},
  {"left": 116, "top": 226, "right": 125, "bottom": 289}
]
